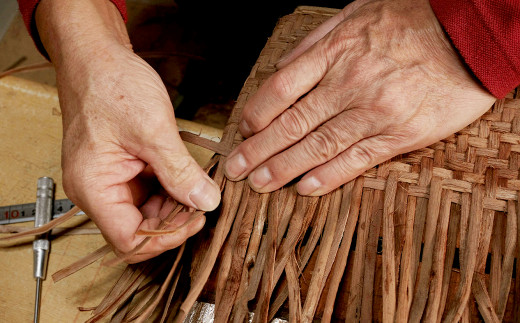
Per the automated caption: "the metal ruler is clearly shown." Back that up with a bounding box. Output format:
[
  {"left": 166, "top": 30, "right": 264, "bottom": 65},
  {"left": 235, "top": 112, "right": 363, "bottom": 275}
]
[{"left": 0, "top": 199, "right": 81, "bottom": 225}]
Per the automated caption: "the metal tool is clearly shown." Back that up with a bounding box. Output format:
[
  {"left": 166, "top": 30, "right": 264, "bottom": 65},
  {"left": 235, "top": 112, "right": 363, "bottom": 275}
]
[
  {"left": 33, "top": 177, "right": 54, "bottom": 323},
  {"left": 0, "top": 198, "right": 80, "bottom": 225}
]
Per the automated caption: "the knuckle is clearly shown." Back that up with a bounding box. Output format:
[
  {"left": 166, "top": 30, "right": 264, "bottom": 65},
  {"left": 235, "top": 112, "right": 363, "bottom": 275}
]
[
  {"left": 279, "top": 107, "right": 310, "bottom": 141},
  {"left": 305, "top": 129, "right": 343, "bottom": 161},
  {"left": 332, "top": 143, "right": 378, "bottom": 176},
  {"left": 162, "top": 154, "right": 200, "bottom": 186},
  {"left": 241, "top": 109, "right": 262, "bottom": 134},
  {"left": 350, "top": 144, "right": 378, "bottom": 167},
  {"left": 270, "top": 71, "right": 295, "bottom": 101}
]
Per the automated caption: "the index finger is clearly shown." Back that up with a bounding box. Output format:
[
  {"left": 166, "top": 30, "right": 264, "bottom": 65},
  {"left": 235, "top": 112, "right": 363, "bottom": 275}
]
[{"left": 239, "top": 46, "right": 328, "bottom": 137}]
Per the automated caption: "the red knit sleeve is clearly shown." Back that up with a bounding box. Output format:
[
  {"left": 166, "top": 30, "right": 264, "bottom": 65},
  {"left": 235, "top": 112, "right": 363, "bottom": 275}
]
[
  {"left": 17, "top": 0, "right": 128, "bottom": 59},
  {"left": 429, "top": 0, "right": 520, "bottom": 98}
]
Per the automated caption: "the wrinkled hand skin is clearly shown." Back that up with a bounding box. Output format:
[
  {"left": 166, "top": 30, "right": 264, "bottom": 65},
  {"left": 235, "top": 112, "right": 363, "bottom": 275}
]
[
  {"left": 36, "top": 0, "right": 220, "bottom": 263},
  {"left": 224, "top": 0, "right": 496, "bottom": 196}
]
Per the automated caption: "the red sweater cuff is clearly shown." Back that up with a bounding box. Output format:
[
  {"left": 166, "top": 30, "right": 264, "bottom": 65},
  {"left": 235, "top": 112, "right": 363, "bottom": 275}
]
[
  {"left": 17, "top": 0, "right": 128, "bottom": 60},
  {"left": 430, "top": 0, "right": 520, "bottom": 98}
]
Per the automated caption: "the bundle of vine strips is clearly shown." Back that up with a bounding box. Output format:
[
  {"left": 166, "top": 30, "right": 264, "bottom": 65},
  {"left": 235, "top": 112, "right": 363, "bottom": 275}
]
[{"left": 3, "top": 6, "right": 520, "bottom": 322}]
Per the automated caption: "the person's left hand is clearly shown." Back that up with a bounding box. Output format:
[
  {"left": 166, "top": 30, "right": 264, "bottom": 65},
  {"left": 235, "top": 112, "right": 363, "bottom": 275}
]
[{"left": 224, "top": 0, "right": 495, "bottom": 195}]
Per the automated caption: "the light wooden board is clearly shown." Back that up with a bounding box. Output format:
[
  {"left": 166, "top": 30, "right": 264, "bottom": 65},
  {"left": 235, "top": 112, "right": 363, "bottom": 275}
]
[{"left": 0, "top": 76, "right": 222, "bottom": 322}]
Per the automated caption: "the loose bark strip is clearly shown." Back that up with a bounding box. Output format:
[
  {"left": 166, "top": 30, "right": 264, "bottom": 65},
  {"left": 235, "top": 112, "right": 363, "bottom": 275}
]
[
  {"left": 111, "top": 297, "right": 133, "bottom": 323},
  {"left": 409, "top": 177, "right": 443, "bottom": 322},
  {"left": 395, "top": 194, "right": 417, "bottom": 322},
  {"left": 312, "top": 187, "right": 348, "bottom": 317},
  {"left": 285, "top": 253, "right": 302, "bottom": 323},
  {"left": 435, "top": 202, "right": 460, "bottom": 322},
  {"left": 134, "top": 244, "right": 185, "bottom": 323},
  {"left": 462, "top": 306, "right": 470, "bottom": 323},
  {"left": 122, "top": 284, "right": 159, "bottom": 322},
  {"left": 443, "top": 184, "right": 484, "bottom": 323},
  {"left": 321, "top": 178, "right": 364, "bottom": 323},
  {"left": 382, "top": 172, "right": 399, "bottom": 323},
  {"left": 496, "top": 200, "right": 517, "bottom": 320},
  {"left": 0, "top": 205, "right": 80, "bottom": 241},
  {"left": 52, "top": 244, "right": 111, "bottom": 282},
  {"left": 273, "top": 194, "right": 330, "bottom": 285},
  {"left": 0, "top": 225, "right": 100, "bottom": 235},
  {"left": 242, "top": 189, "right": 295, "bottom": 314},
  {"left": 253, "top": 190, "right": 280, "bottom": 323},
  {"left": 424, "top": 189, "right": 452, "bottom": 322},
  {"left": 277, "top": 187, "right": 297, "bottom": 247},
  {"left": 93, "top": 266, "right": 140, "bottom": 316},
  {"left": 101, "top": 261, "right": 167, "bottom": 320},
  {"left": 472, "top": 274, "right": 500, "bottom": 323},
  {"left": 0, "top": 61, "right": 53, "bottom": 78},
  {"left": 159, "top": 266, "right": 179, "bottom": 323},
  {"left": 135, "top": 211, "right": 205, "bottom": 236},
  {"left": 215, "top": 187, "right": 258, "bottom": 323},
  {"left": 87, "top": 263, "right": 155, "bottom": 322},
  {"left": 265, "top": 196, "right": 320, "bottom": 320},
  {"left": 103, "top": 205, "right": 185, "bottom": 266},
  {"left": 215, "top": 185, "right": 251, "bottom": 311},
  {"left": 232, "top": 193, "right": 269, "bottom": 323},
  {"left": 175, "top": 180, "right": 244, "bottom": 323},
  {"left": 302, "top": 189, "right": 340, "bottom": 321}
]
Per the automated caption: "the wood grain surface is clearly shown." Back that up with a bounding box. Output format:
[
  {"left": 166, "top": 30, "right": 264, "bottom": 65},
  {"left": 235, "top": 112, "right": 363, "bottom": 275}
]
[{"left": 0, "top": 76, "right": 222, "bottom": 322}]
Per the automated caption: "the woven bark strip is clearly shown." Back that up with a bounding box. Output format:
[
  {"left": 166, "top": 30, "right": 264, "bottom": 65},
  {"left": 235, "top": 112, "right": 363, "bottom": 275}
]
[
  {"left": 409, "top": 177, "right": 444, "bottom": 322},
  {"left": 496, "top": 200, "right": 517, "bottom": 320},
  {"left": 382, "top": 171, "right": 399, "bottom": 323},
  {"left": 436, "top": 202, "right": 460, "bottom": 321},
  {"left": 395, "top": 193, "right": 417, "bottom": 323},
  {"left": 424, "top": 189, "right": 452, "bottom": 321},
  {"left": 10, "top": 6, "right": 516, "bottom": 322},
  {"left": 360, "top": 165, "right": 386, "bottom": 322}
]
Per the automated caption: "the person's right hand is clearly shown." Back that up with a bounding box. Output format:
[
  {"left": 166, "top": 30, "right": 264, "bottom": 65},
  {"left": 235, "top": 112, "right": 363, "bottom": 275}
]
[{"left": 36, "top": 0, "right": 220, "bottom": 262}]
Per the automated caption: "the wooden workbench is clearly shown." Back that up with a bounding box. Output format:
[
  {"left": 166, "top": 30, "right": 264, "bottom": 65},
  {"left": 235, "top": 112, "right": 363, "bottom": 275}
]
[{"left": 0, "top": 76, "right": 222, "bottom": 322}]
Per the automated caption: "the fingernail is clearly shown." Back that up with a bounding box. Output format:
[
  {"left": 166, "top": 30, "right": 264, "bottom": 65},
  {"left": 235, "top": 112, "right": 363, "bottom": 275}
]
[
  {"left": 225, "top": 153, "right": 247, "bottom": 179},
  {"left": 188, "top": 177, "right": 221, "bottom": 211},
  {"left": 249, "top": 166, "right": 272, "bottom": 190},
  {"left": 297, "top": 176, "right": 322, "bottom": 195},
  {"left": 240, "top": 120, "right": 253, "bottom": 137}
]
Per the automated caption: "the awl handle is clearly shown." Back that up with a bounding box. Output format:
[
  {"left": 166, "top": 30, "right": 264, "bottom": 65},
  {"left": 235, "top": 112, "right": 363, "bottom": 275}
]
[{"left": 33, "top": 177, "right": 54, "bottom": 280}]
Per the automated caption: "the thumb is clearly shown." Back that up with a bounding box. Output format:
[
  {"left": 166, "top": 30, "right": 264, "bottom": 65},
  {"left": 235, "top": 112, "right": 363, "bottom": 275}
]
[{"left": 140, "top": 131, "right": 221, "bottom": 211}]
